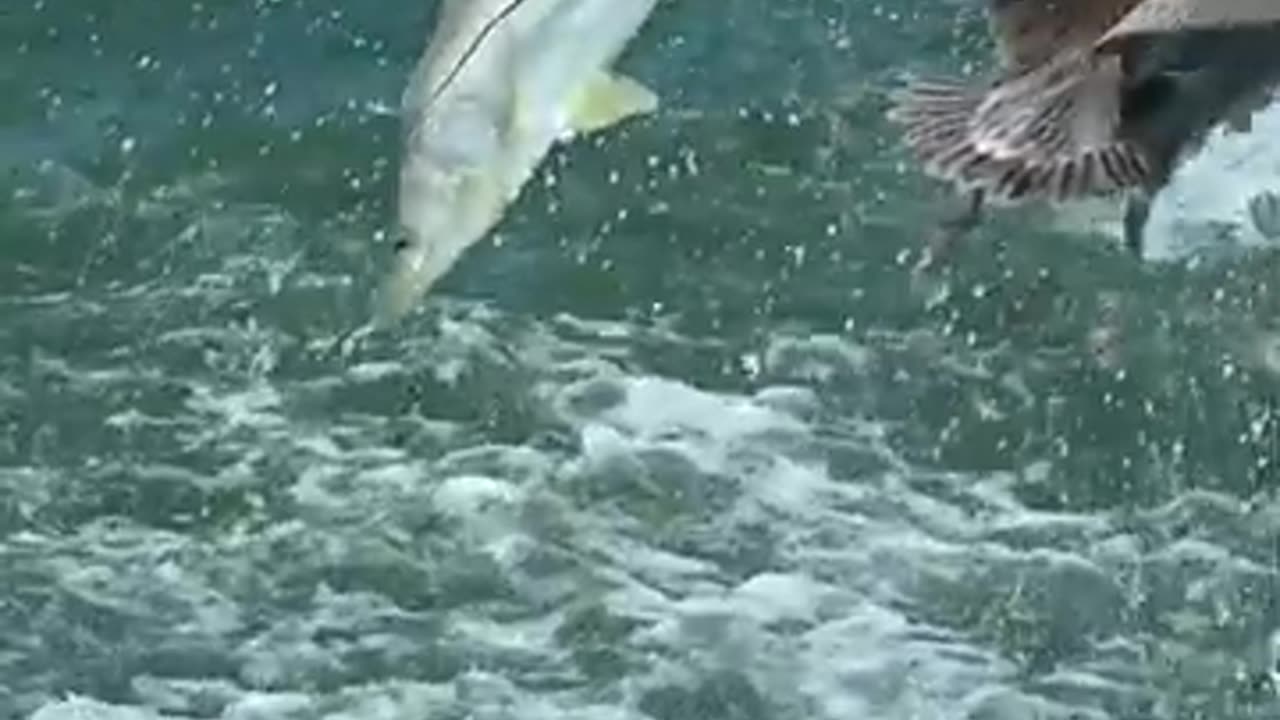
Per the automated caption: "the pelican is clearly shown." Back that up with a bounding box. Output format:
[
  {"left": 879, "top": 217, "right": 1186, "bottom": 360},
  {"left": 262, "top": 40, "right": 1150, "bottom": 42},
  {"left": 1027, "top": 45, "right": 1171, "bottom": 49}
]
[{"left": 887, "top": 0, "right": 1280, "bottom": 265}]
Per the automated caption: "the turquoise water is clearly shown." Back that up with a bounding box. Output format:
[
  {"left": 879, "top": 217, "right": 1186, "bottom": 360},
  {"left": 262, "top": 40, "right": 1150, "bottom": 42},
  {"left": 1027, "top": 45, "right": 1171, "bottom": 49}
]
[{"left": 4, "top": 1, "right": 1280, "bottom": 718}]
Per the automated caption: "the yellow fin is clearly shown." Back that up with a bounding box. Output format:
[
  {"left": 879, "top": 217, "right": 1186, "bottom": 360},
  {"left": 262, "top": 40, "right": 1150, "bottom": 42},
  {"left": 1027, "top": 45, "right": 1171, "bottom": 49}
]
[{"left": 566, "top": 71, "right": 657, "bottom": 134}]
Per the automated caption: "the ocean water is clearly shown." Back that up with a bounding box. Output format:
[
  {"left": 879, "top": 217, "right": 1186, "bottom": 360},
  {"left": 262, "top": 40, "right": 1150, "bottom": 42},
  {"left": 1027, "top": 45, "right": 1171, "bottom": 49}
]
[{"left": 5, "top": 1, "right": 1280, "bottom": 719}]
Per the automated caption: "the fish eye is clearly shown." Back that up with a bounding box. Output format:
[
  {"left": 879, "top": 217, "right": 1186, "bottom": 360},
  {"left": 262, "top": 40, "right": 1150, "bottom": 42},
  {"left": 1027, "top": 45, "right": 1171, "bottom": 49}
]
[{"left": 393, "top": 238, "right": 411, "bottom": 253}]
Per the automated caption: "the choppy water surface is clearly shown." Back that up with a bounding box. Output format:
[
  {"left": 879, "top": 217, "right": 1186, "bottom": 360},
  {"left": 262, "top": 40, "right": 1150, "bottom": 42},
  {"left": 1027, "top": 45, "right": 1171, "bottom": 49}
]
[{"left": 6, "top": 1, "right": 1280, "bottom": 718}]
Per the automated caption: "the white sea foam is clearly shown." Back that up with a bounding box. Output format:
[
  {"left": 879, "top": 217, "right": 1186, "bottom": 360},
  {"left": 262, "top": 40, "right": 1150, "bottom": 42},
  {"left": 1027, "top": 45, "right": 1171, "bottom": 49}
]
[{"left": 1055, "top": 97, "right": 1280, "bottom": 263}]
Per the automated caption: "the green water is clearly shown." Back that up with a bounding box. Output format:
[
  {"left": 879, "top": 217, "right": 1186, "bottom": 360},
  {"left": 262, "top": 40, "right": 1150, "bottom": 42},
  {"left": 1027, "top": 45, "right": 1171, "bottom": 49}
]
[{"left": 3, "top": 1, "right": 1280, "bottom": 718}]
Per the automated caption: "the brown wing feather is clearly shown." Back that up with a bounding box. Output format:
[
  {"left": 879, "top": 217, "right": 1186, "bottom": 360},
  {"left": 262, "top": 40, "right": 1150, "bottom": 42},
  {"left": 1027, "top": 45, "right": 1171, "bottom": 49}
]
[
  {"left": 969, "top": 48, "right": 1126, "bottom": 164},
  {"left": 886, "top": 1, "right": 1168, "bottom": 207},
  {"left": 888, "top": 75, "right": 1153, "bottom": 205}
]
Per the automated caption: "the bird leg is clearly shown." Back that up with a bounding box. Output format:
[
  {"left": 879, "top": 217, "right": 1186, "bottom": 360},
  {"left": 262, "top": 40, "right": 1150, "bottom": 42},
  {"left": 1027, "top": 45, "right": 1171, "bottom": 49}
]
[
  {"left": 1121, "top": 190, "right": 1152, "bottom": 258},
  {"left": 915, "top": 188, "right": 985, "bottom": 273}
]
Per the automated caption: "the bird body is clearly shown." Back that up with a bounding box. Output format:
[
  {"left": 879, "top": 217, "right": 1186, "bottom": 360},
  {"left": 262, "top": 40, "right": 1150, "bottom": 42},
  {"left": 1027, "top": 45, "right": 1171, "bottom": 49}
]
[{"left": 888, "top": 0, "right": 1280, "bottom": 257}]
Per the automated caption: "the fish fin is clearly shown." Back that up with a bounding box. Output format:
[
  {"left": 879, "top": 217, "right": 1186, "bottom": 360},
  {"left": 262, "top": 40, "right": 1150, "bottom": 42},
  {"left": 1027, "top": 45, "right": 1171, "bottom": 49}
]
[
  {"left": 509, "top": 81, "right": 535, "bottom": 139},
  {"left": 566, "top": 71, "right": 658, "bottom": 135}
]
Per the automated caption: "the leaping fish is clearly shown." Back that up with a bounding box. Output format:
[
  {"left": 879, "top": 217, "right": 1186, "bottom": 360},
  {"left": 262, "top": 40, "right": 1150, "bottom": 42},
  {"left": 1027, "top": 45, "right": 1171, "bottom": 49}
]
[{"left": 375, "top": 0, "right": 661, "bottom": 325}]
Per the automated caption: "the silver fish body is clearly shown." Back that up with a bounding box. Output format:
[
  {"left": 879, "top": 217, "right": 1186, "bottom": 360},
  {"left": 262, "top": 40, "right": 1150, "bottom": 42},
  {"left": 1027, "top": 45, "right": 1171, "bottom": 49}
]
[{"left": 376, "top": 0, "right": 660, "bottom": 325}]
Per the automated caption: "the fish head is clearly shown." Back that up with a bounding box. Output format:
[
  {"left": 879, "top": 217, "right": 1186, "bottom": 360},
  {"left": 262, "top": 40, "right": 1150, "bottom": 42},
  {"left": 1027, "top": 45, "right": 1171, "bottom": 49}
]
[
  {"left": 374, "top": 138, "right": 510, "bottom": 326},
  {"left": 374, "top": 228, "right": 450, "bottom": 328}
]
